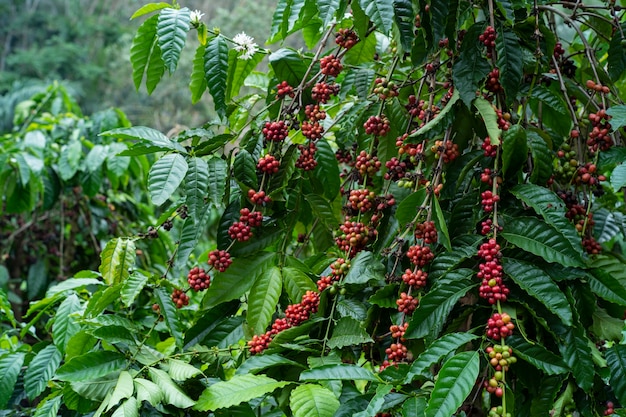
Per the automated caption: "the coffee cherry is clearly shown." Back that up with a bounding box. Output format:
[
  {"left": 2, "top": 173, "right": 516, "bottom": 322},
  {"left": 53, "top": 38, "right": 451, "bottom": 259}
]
[
  {"left": 295, "top": 142, "right": 318, "bottom": 171},
  {"left": 485, "top": 68, "right": 504, "bottom": 94},
  {"left": 486, "top": 312, "right": 515, "bottom": 340},
  {"left": 335, "top": 28, "right": 358, "bottom": 49},
  {"left": 187, "top": 266, "right": 211, "bottom": 291},
  {"left": 482, "top": 137, "right": 498, "bottom": 157},
  {"left": 481, "top": 190, "right": 500, "bottom": 213},
  {"left": 414, "top": 221, "right": 437, "bottom": 244},
  {"left": 301, "top": 121, "right": 324, "bottom": 140},
  {"left": 363, "top": 116, "right": 391, "bottom": 137},
  {"left": 355, "top": 151, "right": 382, "bottom": 177},
  {"left": 312, "top": 81, "right": 339, "bottom": 103},
  {"left": 432, "top": 140, "right": 460, "bottom": 163},
  {"left": 385, "top": 342, "right": 408, "bottom": 361},
  {"left": 304, "top": 104, "right": 326, "bottom": 122},
  {"left": 248, "top": 331, "right": 272, "bottom": 354},
  {"left": 262, "top": 120, "right": 289, "bottom": 142},
  {"left": 320, "top": 54, "right": 343, "bottom": 77},
  {"left": 402, "top": 268, "right": 428, "bottom": 288},
  {"left": 257, "top": 154, "right": 280, "bottom": 174},
  {"left": 396, "top": 292, "right": 418, "bottom": 314},
  {"left": 275, "top": 81, "right": 294, "bottom": 99},
  {"left": 406, "top": 245, "right": 434, "bottom": 267},
  {"left": 248, "top": 189, "right": 271, "bottom": 205},
  {"left": 171, "top": 289, "right": 189, "bottom": 308},
  {"left": 346, "top": 189, "right": 375, "bottom": 213},
  {"left": 478, "top": 239, "right": 501, "bottom": 261},
  {"left": 479, "top": 25, "right": 497, "bottom": 49},
  {"left": 390, "top": 322, "right": 408, "bottom": 340},
  {"left": 335, "top": 220, "right": 377, "bottom": 257},
  {"left": 228, "top": 221, "right": 252, "bottom": 241},
  {"left": 207, "top": 249, "right": 232, "bottom": 273}
]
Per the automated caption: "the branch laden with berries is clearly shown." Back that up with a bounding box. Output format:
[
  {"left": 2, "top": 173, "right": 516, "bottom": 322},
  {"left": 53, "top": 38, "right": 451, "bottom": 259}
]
[{"left": 6, "top": 1, "right": 626, "bottom": 417}]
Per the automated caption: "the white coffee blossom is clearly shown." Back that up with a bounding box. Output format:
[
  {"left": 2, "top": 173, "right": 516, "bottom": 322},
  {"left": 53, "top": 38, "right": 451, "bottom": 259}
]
[
  {"left": 190, "top": 10, "right": 205, "bottom": 25},
  {"left": 232, "top": 32, "right": 258, "bottom": 60}
]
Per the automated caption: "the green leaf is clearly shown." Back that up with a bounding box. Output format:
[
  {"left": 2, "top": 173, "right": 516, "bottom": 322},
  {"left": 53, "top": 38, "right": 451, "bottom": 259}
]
[
  {"left": 432, "top": 196, "right": 451, "bottom": 251},
  {"left": 167, "top": 359, "right": 202, "bottom": 381},
  {"left": 608, "top": 28, "right": 626, "bottom": 81},
  {"left": 611, "top": 164, "right": 626, "bottom": 190},
  {"left": 157, "top": 7, "right": 191, "bottom": 73},
  {"left": 32, "top": 395, "right": 62, "bottom": 417},
  {"left": 268, "top": 0, "right": 289, "bottom": 43},
  {"left": 527, "top": 129, "right": 553, "bottom": 185},
  {"left": 369, "top": 284, "right": 400, "bottom": 308},
  {"left": 290, "top": 384, "right": 340, "bottom": 417},
  {"left": 155, "top": 287, "right": 184, "bottom": 348},
  {"left": 424, "top": 351, "right": 480, "bottom": 417},
  {"left": 353, "top": 384, "right": 394, "bottom": 417},
  {"left": 529, "top": 86, "right": 571, "bottom": 136},
  {"left": 403, "top": 396, "right": 427, "bottom": 417},
  {"left": 236, "top": 354, "right": 302, "bottom": 375},
  {"left": 341, "top": 68, "right": 375, "bottom": 100},
  {"left": 344, "top": 32, "right": 377, "bottom": 66},
  {"left": 184, "top": 157, "right": 209, "bottom": 221},
  {"left": 410, "top": 89, "right": 459, "bottom": 139},
  {"left": 327, "top": 316, "right": 373, "bottom": 349},
  {"left": 24, "top": 345, "right": 62, "bottom": 400},
  {"left": 405, "top": 269, "right": 476, "bottom": 340},
  {"left": 146, "top": 42, "right": 165, "bottom": 94},
  {"left": 343, "top": 251, "right": 385, "bottom": 285},
  {"left": 606, "top": 344, "right": 626, "bottom": 406},
  {"left": 500, "top": 217, "right": 584, "bottom": 267},
  {"left": 195, "top": 374, "right": 289, "bottom": 411},
  {"left": 306, "top": 193, "right": 339, "bottom": 228},
  {"left": 312, "top": 138, "right": 340, "bottom": 200},
  {"left": 207, "top": 157, "right": 228, "bottom": 207},
  {"left": 204, "top": 252, "right": 276, "bottom": 309},
  {"left": 227, "top": 49, "right": 264, "bottom": 101},
  {"left": 588, "top": 268, "right": 626, "bottom": 306},
  {"left": 111, "top": 397, "right": 139, "bottom": 417},
  {"left": 559, "top": 325, "right": 593, "bottom": 392},
  {"left": 496, "top": 28, "right": 523, "bottom": 104},
  {"left": 131, "top": 3, "right": 171, "bottom": 19},
  {"left": 0, "top": 352, "right": 26, "bottom": 408},
  {"left": 300, "top": 364, "right": 378, "bottom": 381},
  {"left": 99, "top": 238, "right": 136, "bottom": 285},
  {"left": 501, "top": 258, "right": 573, "bottom": 325},
  {"left": 607, "top": 105, "right": 626, "bottom": 130},
  {"left": 474, "top": 97, "right": 501, "bottom": 146},
  {"left": 85, "top": 283, "right": 122, "bottom": 318},
  {"left": 52, "top": 293, "right": 82, "bottom": 354},
  {"left": 336, "top": 298, "right": 368, "bottom": 320},
  {"left": 121, "top": 270, "right": 150, "bottom": 308},
  {"left": 103, "top": 126, "right": 186, "bottom": 153},
  {"left": 269, "top": 48, "right": 310, "bottom": 87},
  {"left": 234, "top": 149, "right": 258, "bottom": 189},
  {"left": 247, "top": 266, "right": 282, "bottom": 334},
  {"left": 189, "top": 44, "right": 207, "bottom": 103},
  {"left": 149, "top": 153, "right": 188, "bottom": 206},
  {"left": 0, "top": 289, "right": 15, "bottom": 327},
  {"left": 509, "top": 184, "right": 582, "bottom": 252},
  {"left": 405, "top": 333, "right": 479, "bottom": 383},
  {"left": 501, "top": 124, "right": 527, "bottom": 179},
  {"left": 204, "top": 36, "right": 229, "bottom": 117},
  {"left": 317, "top": 0, "right": 341, "bottom": 28},
  {"left": 395, "top": 189, "right": 426, "bottom": 227},
  {"left": 283, "top": 267, "right": 316, "bottom": 303},
  {"left": 130, "top": 15, "right": 159, "bottom": 90},
  {"left": 530, "top": 376, "right": 564, "bottom": 417},
  {"left": 176, "top": 210, "right": 210, "bottom": 268},
  {"left": 357, "top": 0, "right": 394, "bottom": 34},
  {"left": 58, "top": 140, "right": 82, "bottom": 181},
  {"left": 56, "top": 351, "right": 127, "bottom": 382},
  {"left": 453, "top": 24, "right": 491, "bottom": 106},
  {"left": 107, "top": 371, "right": 135, "bottom": 411},
  {"left": 134, "top": 378, "right": 163, "bottom": 406},
  {"left": 506, "top": 336, "right": 568, "bottom": 375},
  {"left": 149, "top": 368, "right": 195, "bottom": 408}
]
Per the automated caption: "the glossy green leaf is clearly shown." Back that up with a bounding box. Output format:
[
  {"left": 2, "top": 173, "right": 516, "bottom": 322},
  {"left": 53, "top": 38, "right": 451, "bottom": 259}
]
[
  {"left": 474, "top": 97, "right": 501, "bottom": 146},
  {"left": 530, "top": 375, "right": 564, "bottom": 417},
  {"left": 149, "top": 368, "right": 195, "bottom": 408},
  {"left": 148, "top": 153, "right": 188, "bottom": 206},
  {"left": 527, "top": 129, "right": 553, "bottom": 185},
  {"left": 588, "top": 268, "right": 626, "bottom": 306},
  {"left": 496, "top": 28, "right": 523, "bottom": 103},
  {"left": 316, "top": 0, "right": 341, "bottom": 28},
  {"left": 312, "top": 138, "right": 340, "bottom": 200},
  {"left": 269, "top": 48, "right": 310, "bottom": 87},
  {"left": 608, "top": 28, "right": 626, "bottom": 81},
  {"left": 327, "top": 316, "right": 373, "bottom": 349},
  {"left": 145, "top": 42, "right": 165, "bottom": 94},
  {"left": 424, "top": 351, "right": 480, "bottom": 417},
  {"left": 502, "top": 258, "right": 573, "bottom": 325},
  {"left": 395, "top": 189, "right": 426, "bottom": 227},
  {"left": 32, "top": 395, "right": 62, "bottom": 417},
  {"left": 0, "top": 352, "right": 26, "bottom": 408},
  {"left": 207, "top": 157, "right": 228, "bottom": 207},
  {"left": 283, "top": 267, "right": 316, "bottom": 303},
  {"left": 343, "top": 251, "right": 385, "bottom": 285},
  {"left": 306, "top": 193, "right": 338, "bottom": 228},
  {"left": 453, "top": 24, "right": 491, "bottom": 106},
  {"left": 353, "top": 384, "right": 394, "bottom": 417},
  {"left": 103, "top": 126, "right": 185, "bottom": 153},
  {"left": 268, "top": 0, "right": 289, "bottom": 43},
  {"left": 432, "top": 196, "right": 451, "bottom": 251},
  {"left": 357, "top": 0, "right": 394, "bottom": 34},
  {"left": 501, "top": 124, "right": 527, "bottom": 178},
  {"left": 203, "top": 252, "right": 276, "bottom": 309},
  {"left": 52, "top": 293, "right": 82, "bottom": 354},
  {"left": 559, "top": 325, "right": 593, "bottom": 391},
  {"left": 106, "top": 371, "right": 134, "bottom": 411},
  {"left": 368, "top": 284, "right": 400, "bottom": 308},
  {"left": 134, "top": 378, "right": 163, "bottom": 406},
  {"left": 131, "top": 3, "right": 171, "bottom": 19},
  {"left": 195, "top": 374, "right": 288, "bottom": 411},
  {"left": 606, "top": 104, "right": 626, "bottom": 130},
  {"left": 290, "top": 384, "right": 340, "bottom": 417},
  {"left": 405, "top": 333, "right": 479, "bottom": 383},
  {"left": 233, "top": 149, "right": 258, "bottom": 189},
  {"left": 405, "top": 269, "right": 476, "bottom": 340},
  {"left": 99, "top": 238, "right": 136, "bottom": 285},
  {"left": 247, "top": 266, "right": 282, "bottom": 334},
  {"left": 507, "top": 336, "right": 568, "bottom": 375},
  {"left": 130, "top": 15, "right": 159, "bottom": 90},
  {"left": 155, "top": 287, "right": 184, "bottom": 348},
  {"left": 56, "top": 351, "right": 127, "bottom": 382},
  {"left": 344, "top": 32, "right": 377, "bottom": 66},
  {"left": 58, "top": 140, "right": 82, "bottom": 181},
  {"left": 235, "top": 354, "right": 303, "bottom": 375},
  {"left": 189, "top": 44, "right": 207, "bottom": 103},
  {"left": 500, "top": 217, "right": 584, "bottom": 267},
  {"left": 157, "top": 7, "right": 190, "bottom": 73},
  {"left": 300, "top": 364, "right": 377, "bottom": 381},
  {"left": 184, "top": 156, "right": 209, "bottom": 221},
  {"left": 167, "top": 359, "right": 202, "bottom": 381},
  {"left": 606, "top": 344, "right": 626, "bottom": 406},
  {"left": 25, "top": 345, "right": 62, "bottom": 400},
  {"left": 121, "top": 270, "right": 150, "bottom": 308},
  {"left": 204, "top": 35, "right": 229, "bottom": 117},
  {"left": 611, "top": 164, "right": 626, "bottom": 190},
  {"left": 111, "top": 397, "right": 138, "bottom": 417},
  {"left": 227, "top": 49, "right": 263, "bottom": 101},
  {"left": 403, "top": 396, "right": 427, "bottom": 417},
  {"left": 0, "top": 289, "right": 15, "bottom": 327},
  {"left": 85, "top": 283, "right": 122, "bottom": 318}
]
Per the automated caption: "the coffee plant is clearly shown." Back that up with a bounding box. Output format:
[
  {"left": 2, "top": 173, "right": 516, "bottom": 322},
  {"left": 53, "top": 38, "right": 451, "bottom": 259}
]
[{"left": 2, "top": 1, "right": 626, "bottom": 417}]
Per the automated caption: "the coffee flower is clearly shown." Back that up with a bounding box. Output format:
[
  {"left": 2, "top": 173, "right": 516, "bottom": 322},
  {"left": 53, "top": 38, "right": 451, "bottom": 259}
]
[
  {"left": 232, "top": 32, "right": 258, "bottom": 60},
  {"left": 189, "top": 9, "right": 205, "bottom": 26}
]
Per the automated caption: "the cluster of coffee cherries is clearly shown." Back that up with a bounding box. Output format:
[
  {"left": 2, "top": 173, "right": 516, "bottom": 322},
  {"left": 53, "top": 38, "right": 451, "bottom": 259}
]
[
  {"left": 186, "top": 266, "right": 212, "bottom": 292},
  {"left": 248, "top": 290, "right": 320, "bottom": 354},
  {"left": 431, "top": 139, "right": 460, "bottom": 163},
  {"left": 586, "top": 108, "right": 613, "bottom": 153},
  {"left": 479, "top": 26, "right": 497, "bottom": 58},
  {"left": 373, "top": 77, "right": 398, "bottom": 100},
  {"left": 477, "top": 239, "right": 509, "bottom": 305},
  {"left": 207, "top": 249, "right": 232, "bottom": 272},
  {"left": 335, "top": 220, "right": 378, "bottom": 257},
  {"left": 171, "top": 288, "right": 190, "bottom": 309},
  {"left": 257, "top": 154, "right": 280, "bottom": 174},
  {"left": 484, "top": 344, "right": 517, "bottom": 392},
  {"left": 553, "top": 141, "right": 579, "bottom": 184},
  {"left": 603, "top": 402, "right": 615, "bottom": 416},
  {"left": 364, "top": 115, "right": 391, "bottom": 137},
  {"left": 316, "top": 258, "right": 350, "bottom": 292},
  {"left": 557, "top": 190, "right": 603, "bottom": 255},
  {"left": 275, "top": 81, "right": 294, "bottom": 99},
  {"left": 485, "top": 68, "right": 504, "bottom": 94},
  {"left": 228, "top": 208, "right": 263, "bottom": 241},
  {"left": 335, "top": 28, "right": 358, "bottom": 50},
  {"left": 262, "top": 120, "right": 289, "bottom": 142},
  {"left": 355, "top": 151, "right": 382, "bottom": 177},
  {"left": 320, "top": 54, "right": 343, "bottom": 77},
  {"left": 405, "top": 95, "right": 441, "bottom": 128},
  {"left": 311, "top": 81, "right": 340, "bottom": 103},
  {"left": 486, "top": 312, "right": 515, "bottom": 340}
]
